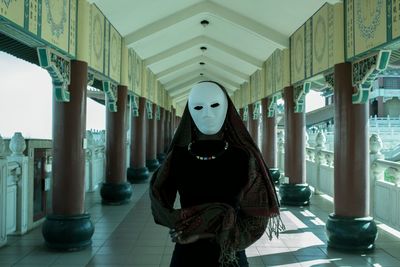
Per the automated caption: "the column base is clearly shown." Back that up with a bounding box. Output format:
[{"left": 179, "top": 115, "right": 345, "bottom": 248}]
[
  {"left": 100, "top": 182, "right": 133, "bottom": 205},
  {"left": 279, "top": 183, "right": 312, "bottom": 206},
  {"left": 157, "top": 153, "right": 166, "bottom": 164},
  {"left": 127, "top": 166, "right": 149, "bottom": 183},
  {"left": 146, "top": 158, "right": 160, "bottom": 172},
  {"left": 269, "top": 168, "right": 281, "bottom": 185},
  {"left": 42, "top": 213, "right": 94, "bottom": 251},
  {"left": 326, "top": 214, "right": 377, "bottom": 251}
]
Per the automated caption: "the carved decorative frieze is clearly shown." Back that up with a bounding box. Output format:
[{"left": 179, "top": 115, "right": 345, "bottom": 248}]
[
  {"left": 267, "top": 93, "right": 281, "bottom": 118},
  {"left": 294, "top": 82, "right": 311, "bottom": 113},
  {"left": 131, "top": 95, "right": 139, "bottom": 117},
  {"left": 146, "top": 101, "right": 153, "bottom": 119},
  {"left": 103, "top": 81, "right": 117, "bottom": 112},
  {"left": 37, "top": 47, "right": 71, "bottom": 102},
  {"left": 352, "top": 50, "right": 391, "bottom": 103}
]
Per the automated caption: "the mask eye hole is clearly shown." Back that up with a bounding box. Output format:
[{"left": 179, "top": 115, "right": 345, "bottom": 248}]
[
  {"left": 194, "top": 106, "right": 203, "bottom": 110},
  {"left": 211, "top": 103, "right": 220, "bottom": 108}
]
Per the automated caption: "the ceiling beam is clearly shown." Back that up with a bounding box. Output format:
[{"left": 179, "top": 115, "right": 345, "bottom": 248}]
[
  {"left": 169, "top": 77, "right": 206, "bottom": 97},
  {"left": 206, "top": 1, "right": 288, "bottom": 49},
  {"left": 164, "top": 69, "right": 204, "bottom": 89},
  {"left": 157, "top": 55, "right": 249, "bottom": 82},
  {"left": 144, "top": 36, "right": 263, "bottom": 68},
  {"left": 203, "top": 57, "right": 249, "bottom": 81},
  {"left": 202, "top": 71, "right": 240, "bottom": 90},
  {"left": 157, "top": 56, "right": 203, "bottom": 79},
  {"left": 125, "top": 2, "right": 288, "bottom": 49}
]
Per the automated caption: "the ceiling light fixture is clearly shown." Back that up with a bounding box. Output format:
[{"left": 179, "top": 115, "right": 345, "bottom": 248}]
[
  {"left": 200, "top": 19, "right": 209, "bottom": 27},
  {"left": 199, "top": 62, "right": 205, "bottom": 65},
  {"left": 200, "top": 46, "right": 207, "bottom": 52},
  {"left": 200, "top": 73, "right": 204, "bottom": 76}
]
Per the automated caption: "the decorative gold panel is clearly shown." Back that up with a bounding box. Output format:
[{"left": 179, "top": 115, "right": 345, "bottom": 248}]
[
  {"left": 241, "top": 82, "right": 250, "bottom": 106},
  {"left": 346, "top": 0, "right": 355, "bottom": 58},
  {"left": 393, "top": 0, "right": 400, "bottom": 38},
  {"left": 109, "top": 25, "right": 121, "bottom": 83},
  {"left": 282, "top": 49, "right": 290, "bottom": 88},
  {"left": 332, "top": 4, "right": 344, "bottom": 65},
  {"left": 0, "top": 0, "right": 24, "bottom": 27},
  {"left": 313, "top": 4, "right": 329, "bottom": 74},
  {"left": 28, "top": 0, "right": 38, "bottom": 35},
  {"left": 305, "top": 20, "right": 312, "bottom": 78},
  {"left": 354, "top": 0, "right": 386, "bottom": 56},
  {"left": 265, "top": 58, "right": 273, "bottom": 97},
  {"left": 41, "top": 0, "right": 70, "bottom": 53},
  {"left": 141, "top": 66, "right": 148, "bottom": 98},
  {"left": 291, "top": 25, "right": 305, "bottom": 84},
  {"left": 146, "top": 69, "right": 155, "bottom": 102},
  {"left": 129, "top": 49, "right": 142, "bottom": 95},
  {"left": 89, "top": 5, "right": 104, "bottom": 73},
  {"left": 104, "top": 21, "right": 110, "bottom": 76},
  {"left": 68, "top": 0, "right": 77, "bottom": 56}
]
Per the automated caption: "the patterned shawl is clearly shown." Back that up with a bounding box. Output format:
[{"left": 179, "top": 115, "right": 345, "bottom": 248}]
[{"left": 150, "top": 81, "right": 284, "bottom": 266}]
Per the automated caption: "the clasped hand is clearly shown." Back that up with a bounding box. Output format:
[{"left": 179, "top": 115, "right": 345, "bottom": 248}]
[{"left": 169, "top": 229, "right": 215, "bottom": 244}]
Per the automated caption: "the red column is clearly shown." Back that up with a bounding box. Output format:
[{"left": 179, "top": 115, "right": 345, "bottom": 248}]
[
  {"left": 171, "top": 107, "right": 176, "bottom": 136},
  {"left": 248, "top": 103, "right": 257, "bottom": 143},
  {"left": 42, "top": 60, "right": 94, "bottom": 250},
  {"left": 157, "top": 107, "right": 166, "bottom": 163},
  {"left": 164, "top": 109, "right": 171, "bottom": 152},
  {"left": 261, "top": 98, "right": 277, "bottom": 167},
  {"left": 101, "top": 85, "right": 132, "bottom": 204},
  {"left": 326, "top": 62, "right": 377, "bottom": 251},
  {"left": 279, "top": 86, "right": 311, "bottom": 206},
  {"left": 146, "top": 102, "right": 160, "bottom": 171},
  {"left": 261, "top": 97, "right": 279, "bottom": 184},
  {"left": 127, "top": 97, "right": 149, "bottom": 182}
]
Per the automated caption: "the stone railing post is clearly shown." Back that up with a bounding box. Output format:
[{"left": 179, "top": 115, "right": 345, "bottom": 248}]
[
  {"left": 369, "top": 133, "right": 385, "bottom": 217},
  {"left": 0, "top": 134, "right": 7, "bottom": 247},
  {"left": 8, "top": 132, "right": 29, "bottom": 235},
  {"left": 277, "top": 131, "right": 285, "bottom": 179},
  {"left": 314, "top": 131, "right": 327, "bottom": 194}
]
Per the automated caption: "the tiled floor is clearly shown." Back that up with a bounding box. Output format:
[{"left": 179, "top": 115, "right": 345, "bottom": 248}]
[{"left": 1, "top": 182, "right": 400, "bottom": 267}]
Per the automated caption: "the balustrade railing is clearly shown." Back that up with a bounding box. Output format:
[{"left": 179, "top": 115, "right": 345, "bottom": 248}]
[
  {"left": 85, "top": 130, "right": 106, "bottom": 192},
  {"left": 279, "top": 130, "right": 400, "bottom": 232},
  {"left": 0, "top": 130, "right": 109, "bottom": 248}
]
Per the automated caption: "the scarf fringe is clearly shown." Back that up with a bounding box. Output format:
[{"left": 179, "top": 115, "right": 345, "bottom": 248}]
[
  {"left": 218, "top": 214, "right": 285, "bottom": 267},
  {"left": 266, "top": 215, "right": 286, "bottom": 240}
]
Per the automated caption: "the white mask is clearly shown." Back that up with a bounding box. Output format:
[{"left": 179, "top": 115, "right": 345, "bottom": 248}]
[{"left": 188, "top": 82, "right": 228, "bottom": 135}]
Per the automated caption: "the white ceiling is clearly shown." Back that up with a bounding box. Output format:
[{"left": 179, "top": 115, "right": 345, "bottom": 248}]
[{"left": 89, "top": 0, "right": 341, "bottom": 110}]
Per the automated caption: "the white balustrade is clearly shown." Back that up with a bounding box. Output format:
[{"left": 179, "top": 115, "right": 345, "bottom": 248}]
[
  {"left": 0, "top": 134, "right": 7, "bottom": 247},
  {"left": 7, "top": 132, "right": 29, "bottom": 235},
  {"left": 85, "top": 130, "right": 106, "bottom": 192},
  {"left": 305, "top": 132, "right": 334, "bottom": 198},
  {"left": 277, "top": 131, "right": 285, "bottom": 177},
  {"left": 370, "top": 133, "right": 400, "bottom": 231}
]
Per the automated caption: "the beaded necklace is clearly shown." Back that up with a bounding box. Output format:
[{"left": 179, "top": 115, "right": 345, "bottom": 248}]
[{"left": 187, "top": 141, "right": 229, "bottom": 160}]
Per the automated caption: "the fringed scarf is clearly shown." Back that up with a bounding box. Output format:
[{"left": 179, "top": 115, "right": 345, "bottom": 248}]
[{"left": 150, "top": 81, "right": 285, "bottom": 266}]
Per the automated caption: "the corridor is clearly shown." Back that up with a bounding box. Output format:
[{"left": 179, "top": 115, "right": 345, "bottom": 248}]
[{"left": 1, "top": 182, "right": 400, "bottom": 267}]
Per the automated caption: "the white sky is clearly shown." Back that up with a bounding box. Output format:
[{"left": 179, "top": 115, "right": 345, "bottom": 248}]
[
  {"left": 0, "top": 52, "right": 105, "bottom": 139},
  {"left": 0, "top": 51, "right": 325, "bottom": 139}
]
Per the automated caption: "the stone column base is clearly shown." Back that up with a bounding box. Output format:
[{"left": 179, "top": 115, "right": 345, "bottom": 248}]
[
  {"left": 146, "top": 158, "right": 160, "bottom": 172},
  {"left": 100, "top": 182, "right": 133, "bottom": 205},
  {"left": 42, "top": 214, "right": 94, "bottom": 251},
  {"left": 127, "top": 166, "right": 149, "bottom": 183},
  {"left": 269, "top": 168, "right": 280, "bottom": 185},
  {"left": 326, "top": 214, "right": 377, "bottom": 251},
  {"left": 279, "top": 183, "right": 312, "bottom": 206},
  {"left": 157, "top": 153, "right": 166, "bottom": 164}
]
